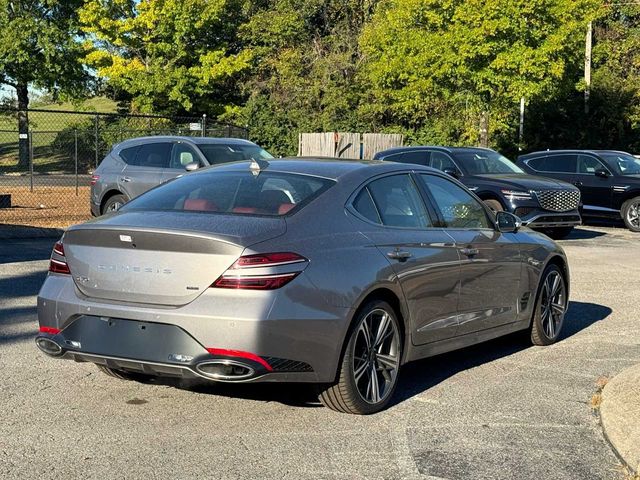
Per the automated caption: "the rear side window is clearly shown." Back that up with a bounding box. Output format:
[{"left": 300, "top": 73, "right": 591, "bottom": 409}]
[
  {"left": 577, "top": 155, "right": 606, "bottom": 174},
  {"left": 365, "top": 174, "right": 432, "bottom": 228},
  {"left": 399, "top": 151, "right": 430, "bottom": 166},
  {"left": 135, "top": 143, "right": 172, "bottom": 168},
  {"left": 119, "top": 146, "right": 139, "bottom": 165},
  {"left": 352, "top": 189, "right": 381, "bottom": 223},
  {"left": 528, "top": 155, "right": 577, "bottom": 173},
  {"left": 198, "top": 144, "right": 273, "bottom": 165},
  {"left": 122, "top": 171, "right": 334, "bottom": 216},
  {"left": 430, "top": 152, "right": 458, "bottom": 172}
]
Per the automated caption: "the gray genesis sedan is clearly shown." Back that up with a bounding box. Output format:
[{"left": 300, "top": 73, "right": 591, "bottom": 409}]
[{"left": 36, "top": 159, "right": 570, "bottom": 414}]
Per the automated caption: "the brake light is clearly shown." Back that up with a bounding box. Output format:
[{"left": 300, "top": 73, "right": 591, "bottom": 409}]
[
  {"left": 90, "top": 175, "right": 100, "bottom": 186},
  {"left": 212, "top": 252, "right": 307, "bottom": 290},
  {"left": 49, "top": 241, "right": 71, "bottom": 275},
  {"left": 39, "top": 326, "right": 61, "bottom": 335}
]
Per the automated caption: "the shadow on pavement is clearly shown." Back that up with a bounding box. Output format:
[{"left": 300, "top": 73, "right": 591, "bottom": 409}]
[
  {"left": 561, "top": 227, "right": 608, "bottom": 240},
  {"left": 0, "top": 237, "right": 56, "bottom": 264},
  {"left": 133, "top": 300, "right": 611, "bottom": 409}
]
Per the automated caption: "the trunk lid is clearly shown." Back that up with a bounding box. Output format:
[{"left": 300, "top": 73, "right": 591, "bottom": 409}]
[{"left": 62, "top": 212, "right": 286, "bottom": 306}]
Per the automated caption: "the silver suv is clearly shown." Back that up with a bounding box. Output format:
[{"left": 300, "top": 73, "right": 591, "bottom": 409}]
[{"left": 90, "top": 136, "right": 272, "bottom": 215}]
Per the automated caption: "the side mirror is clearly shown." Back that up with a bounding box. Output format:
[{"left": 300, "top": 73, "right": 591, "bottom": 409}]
[
  {"left": 443, "top": 167, "right": 459, "bottom": 178},
  {"left": 184, "top": 161, "right": 200, "bottom": 172},
  {"left": 595, "top": 168, "right": 609, "bottom": 178},
  {"left": 496, "top": 211, "right": 521, "bottom": 233}
]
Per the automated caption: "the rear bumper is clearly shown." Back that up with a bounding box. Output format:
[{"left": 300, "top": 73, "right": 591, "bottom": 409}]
[
  {"left": 90, "top": 201, "right": 100, "bottom": 217},
  {"left": 37, "top": 273, "right": 351, "bottom": 383}
]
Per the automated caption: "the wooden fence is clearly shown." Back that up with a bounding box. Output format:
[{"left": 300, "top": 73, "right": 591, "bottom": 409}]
[{"left": 298, "top": 132, "right": 404, "bottom": 159}]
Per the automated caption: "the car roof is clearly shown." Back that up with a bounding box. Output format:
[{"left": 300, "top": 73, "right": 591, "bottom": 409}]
[
  {"left": 375, "top": 146, "right": 496, "bottom": 157},
  {"left": 117, "top": 136, "right": 257, "bottom": 146},
  {"left": 519, "top": 149, "right": 632, "bottom": 159},
  {"left": 192, "top": 157, "right": 442, "bottom": 181}
]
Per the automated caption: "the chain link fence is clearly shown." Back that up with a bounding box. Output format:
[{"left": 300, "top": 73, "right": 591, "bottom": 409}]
[{"left": 0, "top": 108, "right": 248, "bottom": 227}]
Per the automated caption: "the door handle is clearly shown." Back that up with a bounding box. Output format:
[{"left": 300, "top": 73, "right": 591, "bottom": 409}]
[
  {"left": 459, "top": 247, "right": 479, "bottom": 257},
  {"left": 120, "top": 176, "right": 132, "bottom": 182},
  {"left": 387, "top": 250, "right": 412, "bottom": 261},
  {"left": 573, "top": 181, "right": 582, "bottom": 187}
]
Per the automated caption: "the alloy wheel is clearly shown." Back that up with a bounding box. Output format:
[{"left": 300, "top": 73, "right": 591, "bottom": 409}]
[
  {"left": 107, "top": 201, "right": 122, "bottom": 212},
  {"left": 627, "top": 201, "right": 640, "bottom": 229},
  {"left": 539, "top": 270, "right": 566, "bottom": 339},
  {"left": 351, "top": 308, "right": 400, "bottom": 404}
]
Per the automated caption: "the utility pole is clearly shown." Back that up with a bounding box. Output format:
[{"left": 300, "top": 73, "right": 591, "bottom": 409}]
[
  {"left": 519, "top": 97, "right": 525, "bottom": 150},
  {"left": 585, "top": 21, "right": 592, "bottom": 114}
]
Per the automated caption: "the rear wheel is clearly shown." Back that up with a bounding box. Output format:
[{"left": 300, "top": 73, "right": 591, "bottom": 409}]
[
  {"left": 483, "top": 199, "right": 504, "bottom": 212},
  {"left": 102, "top": 194, "right": 127, "bottom": 214},
  {"left": 622, "top": 196, "right": 640, "bottom": 232},
  {"left": 319, "top": 300, "right": 402, "bottom": 414},
  {"left": 530, "top": 264, "right": 567, "bottom": 346},
  {"left": 545, "top": 227, "right": 574, "bottom": 239},
  {"left": 96, "top": 364, "right": 152, "bottom": 382}
]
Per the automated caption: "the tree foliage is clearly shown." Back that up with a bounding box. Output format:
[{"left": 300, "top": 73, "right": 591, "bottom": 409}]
[{"left": 80, "top": 0, "right": 252, "bottom": 114}]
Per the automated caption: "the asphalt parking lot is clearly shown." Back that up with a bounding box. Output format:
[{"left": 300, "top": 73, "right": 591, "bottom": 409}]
[{"left": 1, "top": 225, "right": 639, "bottom": 480}]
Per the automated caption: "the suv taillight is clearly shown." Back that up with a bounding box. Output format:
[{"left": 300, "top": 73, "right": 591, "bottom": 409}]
[
  {"left": 49, "top": 241, "right": 71, "bottom": 275},
  {"left": 90, "top": 175, "right": 100, "bottom": 186},
  {"left": 212, "top": 252, "right": 307, "bottom": 290}
]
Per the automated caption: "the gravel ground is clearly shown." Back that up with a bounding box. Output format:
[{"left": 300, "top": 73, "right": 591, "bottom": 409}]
[{"left": 0, "top": 225, "right": 639, "bottom": 480}]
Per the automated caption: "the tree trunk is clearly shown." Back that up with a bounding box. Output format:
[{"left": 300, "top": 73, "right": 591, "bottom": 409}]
[
  {"left": 479, "top": 111, "right": 489, "bottom": 148},
  {"left": 17, "top": 83, "right": 30, "bottom": 169}
]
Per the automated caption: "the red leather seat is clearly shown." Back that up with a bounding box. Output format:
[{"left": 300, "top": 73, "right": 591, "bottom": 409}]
[
  {"left": 278, "top": 203, "right": 296, "bottom": 215},
  {"left": 183, "top": 199, "right": 218, "bottom": 211}
]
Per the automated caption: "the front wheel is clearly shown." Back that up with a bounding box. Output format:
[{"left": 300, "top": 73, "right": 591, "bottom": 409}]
[
  {"left": 622, "top": 196, "right": 640, "bottom": 232},
  {"left": 530, "top": 264, "right": 567, "bottom": 346},
  {"left": 319, "top": 300, "right": 402, "bottom": 414}
]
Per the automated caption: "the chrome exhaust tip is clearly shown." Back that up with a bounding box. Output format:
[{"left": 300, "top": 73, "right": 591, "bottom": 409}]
[
  {"left": 195, "top": 360, "right": 255, "bottom": 381},
  {"left": 35, "top": 337, "right": 63, "bottom": 357}
]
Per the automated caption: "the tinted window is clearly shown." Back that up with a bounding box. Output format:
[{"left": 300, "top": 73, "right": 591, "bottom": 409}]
[
  {"left": 577, "top": 155, "right": 606, "bottom": 175},
  {"left": 122, "top": 171, "right": 333, "bottom": 216},
  {"left": 454, "top": 151, "right": 524, "bottom": 174},
  {"left": 528, "top": 155, "right": 577, "bottom": 173},
  {"left": 367, "top": 175, "right": 432, "bottom": 228},
  {"left": 600, "top": 153, "right": 640, "bottom": 175},
  {"left": 352, "top": 189, "right": 381, "bottom": 223},
  {"left": 430, "top": 151, "right": 458, "bottom": 172},
  {"left": 198, "top": 144, "right": 273, "bottom": 165},
  {"left": 381, "top": 153, "right": 404, "bottom": 162},
  {"left": 399, "top": 151, "right": 430, "bottom": 166},
  {"left": 170, "top": 143, "right": 199, "bottom": 169},
  {"left": 421, "top": 174, "right": 491, "bottom": 229},
  {"left": 119, "top": 146, "right": 139, "bottom": 165},
  {"left": 135, "top": 143, "right": 172, "bottom": 168}
]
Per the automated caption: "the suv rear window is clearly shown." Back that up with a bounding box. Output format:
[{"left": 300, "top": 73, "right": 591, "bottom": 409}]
[{"left": 122, "top": 171, "right": 334, "bottom": 216}]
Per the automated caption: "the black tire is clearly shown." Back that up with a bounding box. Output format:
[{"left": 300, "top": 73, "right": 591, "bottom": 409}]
[
  {"left": 483, "top": 199, "right": 504, "bottom": 212},
  {"left": 96, "top": 364, "right": 151, "bottom": 382},
  {"left": 318, "top": 300, "right": 402, "bottom": 414},
  {"left": 621, "top": 196, "right": 640, "bottom": 232},
  {"left": 102, "top": 194, "right": 127, "bottom": 215},
  {"left": 545, "top": 227, "right": 574, "bottom": 239},
  {"left": 530, "top": 264, "right": 567, "bottom": 346}
]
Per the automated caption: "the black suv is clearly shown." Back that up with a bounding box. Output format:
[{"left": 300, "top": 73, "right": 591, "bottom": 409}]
[
  {"left": 517, "top": 150, "right": 640, "bottom": 232},
  {"left": 373, "top": 146, "right": 582, "bottom": 238}
]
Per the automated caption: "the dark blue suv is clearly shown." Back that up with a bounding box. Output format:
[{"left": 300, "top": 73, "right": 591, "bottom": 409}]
[{"left": 373, "top": 146, "right": 582, "bottom": 238}]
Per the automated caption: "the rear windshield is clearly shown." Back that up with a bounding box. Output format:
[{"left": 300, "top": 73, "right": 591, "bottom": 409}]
[
  {"left": 198, "top": 143, "right": 273, "bottom": 165},
  {"left": 121, "top": 170, "right": 335, "bottom": 216}
]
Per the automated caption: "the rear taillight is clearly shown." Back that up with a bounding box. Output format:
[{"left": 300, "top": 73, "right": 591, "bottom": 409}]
[
  {"left": 212, "top": 252, "right": 307, "bottom": 290},
  {"left": 39, "top": 326, "right": 61, "bottom": 335},
  {"left": 90, "top": 175, "right": 100, "bottom": 186},
  {"left": 49, "top": 241, "right": 71, "bottom": 275}
]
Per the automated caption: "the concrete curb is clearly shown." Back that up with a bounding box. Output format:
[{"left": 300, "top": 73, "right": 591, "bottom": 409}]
[
  {"left": 600, "top": 364, "right": 640, "bottom": 475},
  {"left": 0, "top": 224, "right": 64, "bottom": 240}
]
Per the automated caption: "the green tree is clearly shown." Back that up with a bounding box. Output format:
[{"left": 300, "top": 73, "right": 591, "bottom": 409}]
[
  {"left": 0, "top": 0, "right": 87, "bottom": 167},
  {"left": 360, "top": 0, "right": 599, "bottom": 148},
  {"left": 229, "top": 0, "right": 378, "bottom": 155},
  {"left": 80, "top": 0, "right": 252, "bottom": 116}
]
